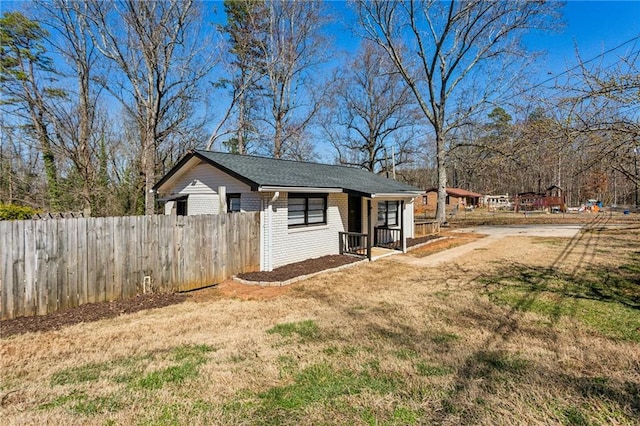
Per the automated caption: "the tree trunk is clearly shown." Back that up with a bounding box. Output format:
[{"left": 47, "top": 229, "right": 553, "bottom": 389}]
[
  {"left": 143, "top": 132, "right": 155, "bottom": 215},
  {"left": 274, "top": 118, "right": 283, "bottom": 159},
  {"left": 78, "top": 69, "right": 93, "bottom": 216},
  {"left": 435, "top": 131, "right": 447, "bottom": 224},
  {"left": 41, "top": 140, "right": 61, "bottom": 211},
  {"left": 33, "top": 113, "right": 61, "bottom": 211},
  {"left": 237, "top": 92, "right": 246, "bottom": 154}
]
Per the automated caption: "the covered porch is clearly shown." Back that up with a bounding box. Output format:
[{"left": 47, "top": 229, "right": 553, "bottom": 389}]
[{"left": 338, "top": 194, "right": 414, "bottom": 261}]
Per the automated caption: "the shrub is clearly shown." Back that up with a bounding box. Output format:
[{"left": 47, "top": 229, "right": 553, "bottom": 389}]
[{"left": 0, "top": 203, "right": 39, "bottom": 220}]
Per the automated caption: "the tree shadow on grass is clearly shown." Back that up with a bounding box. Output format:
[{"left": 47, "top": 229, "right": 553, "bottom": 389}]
[
  {"left": 434, "top": 214, "right": 640, "bottom": 423},
  {"left": 482, "top": 263, "right": 639, "bottom": 311},
  {"left": 285, "top": 214, "right": 639, "bottom": 424}
]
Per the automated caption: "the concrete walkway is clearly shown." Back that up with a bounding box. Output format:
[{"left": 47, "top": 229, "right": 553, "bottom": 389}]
[{"left": 393, "top": 224, "right": 584, "bottom": 267}]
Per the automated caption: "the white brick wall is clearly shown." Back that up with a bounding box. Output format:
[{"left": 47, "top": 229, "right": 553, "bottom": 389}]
[
  {"left": 268, "top": 193, "right": 348, "bottom": 269},
  {"left": 405, "top": 200, "right": 415, "bottom": 239},
  {"left": 360, "top": 198, "right": 415, "bottom": 241}
]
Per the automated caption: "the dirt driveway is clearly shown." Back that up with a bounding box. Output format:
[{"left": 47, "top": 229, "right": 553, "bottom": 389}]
[{"left": 395, "top": 224, "right": 584, "bottom": 267}]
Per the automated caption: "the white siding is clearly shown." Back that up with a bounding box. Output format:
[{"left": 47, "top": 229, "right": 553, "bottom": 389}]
[
  {"left": 164, "top": 200, "right": 174, "bottom": 215},
  {"left": 161, "top": 162, "right": 254, "bottom": 215},
  {"left": 188, "top": 194, "right": 217, "bottom": 215}
]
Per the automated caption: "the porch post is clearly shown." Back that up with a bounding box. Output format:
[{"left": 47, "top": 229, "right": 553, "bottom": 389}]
[
  {"left": 400, "top": 200, "right": 406, "bottom": 253},
  {"left": 367, "top": 199, "right": 372, "bottom": 261}
]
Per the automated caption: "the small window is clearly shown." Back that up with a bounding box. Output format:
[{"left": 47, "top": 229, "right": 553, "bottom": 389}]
[
  {"left": 176, "top": 199, "right": 188, "bottom": 216},
  {"left": 288, "top": 194, "right": 327, "bottom": 227},
  {"left": 227, "top": 193, "right": 241, "bottom": 212},
  {"left": 377, "top": 201, "right": 399, "bottom": 227}
]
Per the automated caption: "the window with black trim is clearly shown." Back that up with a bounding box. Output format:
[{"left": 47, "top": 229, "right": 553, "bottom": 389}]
[
  {"left": 176, "top": 199, "right": 188, "bottom": 216},
  {"left": 377, "top": 201, "right": 398, "bottom": 227},
  {"left": 288, "top": 194, "right": 327, "bottom": 227},
  {"left": 227, "top": 193, "right": 241, "bottom": 212}
]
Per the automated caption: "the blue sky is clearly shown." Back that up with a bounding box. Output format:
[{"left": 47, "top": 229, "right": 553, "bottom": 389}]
[
  {"left": 205, "top": 0, "right": 639, "bottom": 105},
  {"left": 3, "top": 0, "right": 639, "bottom": 160},
  {"left": 209, "top": 0, "right": 640, "bottom": 74},
  {"left": 4, "top": 0, "right": 638, "bottom": 85},
  {"left": 525, "top": 1, "right": 640, "bottom": 77}
]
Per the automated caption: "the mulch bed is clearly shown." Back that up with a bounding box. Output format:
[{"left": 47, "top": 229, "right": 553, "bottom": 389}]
[
  {"left": 406, "top": 234, "right": 441, "bottom": 247},
  {"left": 0, "top": 292, "right": 187, "bottom": 338},
  {"left": 1, "top": 244, "right": 438, "bottom": 337},
  {"left": 237, "top": 254, "right": 362, "bottom": 283}
]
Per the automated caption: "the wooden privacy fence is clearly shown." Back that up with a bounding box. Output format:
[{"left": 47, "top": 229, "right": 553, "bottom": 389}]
[
  {"left": 0, "top": 213, "right": 260, "bottom": 320},
  {"left": 414, "top": 221, "right": 440, "bottom": 236}
]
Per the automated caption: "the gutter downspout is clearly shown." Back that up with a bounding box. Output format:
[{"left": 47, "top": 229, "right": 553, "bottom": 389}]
[
  {"left": 400, "top": 200, "right": 406, "bottom": 253},
  {"left": 259, "top": 197, "right": 265, "bottom": 271},
  {"left": 267, "top": 192, "right": 280, "bottom": 271}
]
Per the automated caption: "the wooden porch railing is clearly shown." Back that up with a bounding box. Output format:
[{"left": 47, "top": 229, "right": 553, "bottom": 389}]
[
  {"left": 374, "top": 227, "right": 401, "bottom": 250},
  {"left": 339, "top": 232, "right": 369, "bottom": 257}
]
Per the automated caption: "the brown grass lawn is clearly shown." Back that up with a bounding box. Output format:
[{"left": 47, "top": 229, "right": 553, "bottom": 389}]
[
  {"left": 418, "top": 208, "right": 640, "bottom": 228},
  {"left": 1, "top": 215, "right": 639, "bottom": 425}
]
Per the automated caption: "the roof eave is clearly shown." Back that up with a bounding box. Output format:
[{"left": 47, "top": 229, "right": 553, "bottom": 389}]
[
  {"left": 370, "top": 192, "right": 424, "bottom": 199},
  {"left": 258, "top": 186, "right": 343, "bottom": 193}
]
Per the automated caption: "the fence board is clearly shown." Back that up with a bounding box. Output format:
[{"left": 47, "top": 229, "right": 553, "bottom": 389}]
[
  {"left": 94, "top": 217, "right": 107, "bottom": 303},
  {"left": 123, "top": 217, "right": 135, "bottom": 299},
  {"left": 23, "top": 221, "right": 36, "bottom": 316},
  {"left": 86, "top": 218, "right": 97, "bottom": 304},
  {"left": 77, "top": 218, "right": 88, "bottom": 306},
  {"left": 47, "top": 220, "right": 59, "bottom": 314},
  {"left": 106, "top": 217, "right": 117, "bottom": 302},
  {"left": 414, "top": 221, "right": 440, "bottom": 236},
  {"left": 57, "top": 219, "right": 68, "bottom": 311},
  {"left": 13, "top": 220, "right": 26, "bottom": 318},
  {"left": 67, "top": 218, "right": 79, "bottom": 309},
  {"left": 35, "top": 220, "right": 48, "bottom": 316},
  {"left": 1, "top": 222, "right": 14, "bottom": 319}
]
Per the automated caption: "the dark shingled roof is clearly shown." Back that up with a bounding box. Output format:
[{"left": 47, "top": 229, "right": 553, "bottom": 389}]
[{"left": 155, "top": 150, "right": 422, "bottom": 197}]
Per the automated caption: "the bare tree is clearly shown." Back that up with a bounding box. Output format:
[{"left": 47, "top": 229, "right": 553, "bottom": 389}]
[
  {"left": 34, "top": 0, "right": 105, "bottom": 215},
  {"left": 257, "top": 0, "right": 329, "bottom": 159},
  {"left": 323, "top": 41, "right": 420, "bottom": 174},
  {"left": 356, "top": 0, "right": 561, "bottom": 223},
  {"left": 569, "top": 47, "right": 640, "bottom": 202},
  {"left": 86, "top": 0, "right": 216, "bottom": 214}
]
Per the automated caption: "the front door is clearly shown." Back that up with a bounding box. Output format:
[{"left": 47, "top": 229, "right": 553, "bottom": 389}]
[{"left": 348, "top": 195, "right": 362, "bottom": 233}]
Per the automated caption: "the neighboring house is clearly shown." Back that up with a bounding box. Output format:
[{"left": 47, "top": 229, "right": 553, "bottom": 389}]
[
  {"left": 153, "top": 150, "right": 423, "bottom": 271},
  {"left": 484, "top": 194, "right": 512, "bottom": 210},
  {"left": 423, "top": 187, "right": 483, "bottom": 211},
  {"left": 515, "top": 185, "right": 566, "bottom": 212}
]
